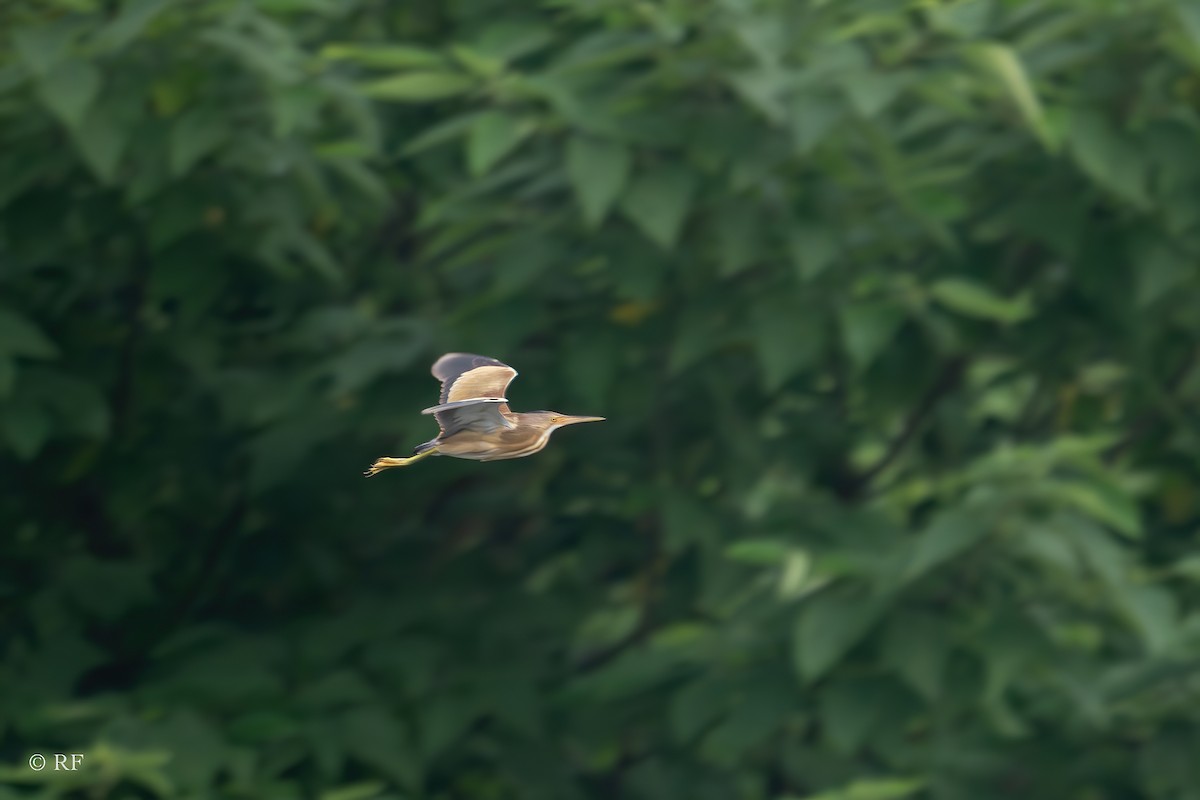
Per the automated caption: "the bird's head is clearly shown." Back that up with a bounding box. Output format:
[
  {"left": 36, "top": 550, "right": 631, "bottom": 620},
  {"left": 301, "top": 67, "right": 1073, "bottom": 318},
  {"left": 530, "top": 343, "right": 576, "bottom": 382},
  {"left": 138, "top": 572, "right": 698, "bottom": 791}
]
[{"left": 532, "top": 411, "right": 606, "bottom": 433}]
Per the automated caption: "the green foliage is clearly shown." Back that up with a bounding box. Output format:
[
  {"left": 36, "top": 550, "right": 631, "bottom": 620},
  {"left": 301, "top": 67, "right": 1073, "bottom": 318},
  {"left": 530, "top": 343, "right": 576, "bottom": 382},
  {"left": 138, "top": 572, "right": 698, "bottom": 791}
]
[{"left": 3, "top": 0, "right": 1200, "bottom": 799}]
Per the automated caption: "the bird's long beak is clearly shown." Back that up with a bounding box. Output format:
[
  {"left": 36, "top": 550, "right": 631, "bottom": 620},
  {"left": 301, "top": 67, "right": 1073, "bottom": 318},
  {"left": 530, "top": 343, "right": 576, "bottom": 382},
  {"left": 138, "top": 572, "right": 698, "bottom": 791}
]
[{"left": 560, "top": 415, "right": 605, "bottom": 425}]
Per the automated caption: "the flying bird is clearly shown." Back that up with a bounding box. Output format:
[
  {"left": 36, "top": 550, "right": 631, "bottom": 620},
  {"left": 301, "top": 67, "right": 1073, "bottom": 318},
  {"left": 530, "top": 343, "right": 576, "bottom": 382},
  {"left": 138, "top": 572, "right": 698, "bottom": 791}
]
[{"left": 364, "top": 352, "right": 605, "bottom": 476}]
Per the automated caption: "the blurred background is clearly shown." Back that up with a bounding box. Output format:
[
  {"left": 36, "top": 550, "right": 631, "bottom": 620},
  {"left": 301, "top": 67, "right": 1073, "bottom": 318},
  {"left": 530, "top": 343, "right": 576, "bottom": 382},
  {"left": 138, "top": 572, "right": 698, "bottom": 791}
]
[{"left": 3, "top": 0, "right": 1200, "bottom": 798}]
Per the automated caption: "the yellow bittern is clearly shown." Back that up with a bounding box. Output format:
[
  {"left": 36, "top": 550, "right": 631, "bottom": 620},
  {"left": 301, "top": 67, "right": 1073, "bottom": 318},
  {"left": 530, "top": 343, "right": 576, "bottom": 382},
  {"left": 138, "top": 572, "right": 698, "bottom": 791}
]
[{"left": 364, "top": 352, "right": 605, "bottom": 476}]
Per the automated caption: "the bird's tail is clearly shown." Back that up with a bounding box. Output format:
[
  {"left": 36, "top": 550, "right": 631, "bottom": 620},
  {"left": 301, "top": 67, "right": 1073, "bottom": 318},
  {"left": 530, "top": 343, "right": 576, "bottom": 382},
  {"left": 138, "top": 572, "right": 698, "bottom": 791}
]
[{"left": 414, "top": 439, "right": 439, "bottom": 455}]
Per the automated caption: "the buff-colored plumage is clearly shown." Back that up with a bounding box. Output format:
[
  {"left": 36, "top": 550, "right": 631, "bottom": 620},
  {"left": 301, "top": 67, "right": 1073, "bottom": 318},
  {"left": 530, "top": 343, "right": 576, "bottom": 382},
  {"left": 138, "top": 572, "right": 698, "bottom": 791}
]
[{"left": 364, "top": 353, "right": 605, "bottom": 476}]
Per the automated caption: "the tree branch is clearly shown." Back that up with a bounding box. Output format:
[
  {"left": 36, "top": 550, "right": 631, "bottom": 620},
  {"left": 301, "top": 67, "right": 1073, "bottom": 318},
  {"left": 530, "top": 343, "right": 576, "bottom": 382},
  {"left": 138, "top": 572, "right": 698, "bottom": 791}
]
[
  {"left": 1105, "top": 344, "right": 1199, "bottom": 464},
  {"left": 112, "top": 235, "right": 153, "bottom": 439},
  {"left": 845, "top": 356, "right": 968, "bottom": 499}
]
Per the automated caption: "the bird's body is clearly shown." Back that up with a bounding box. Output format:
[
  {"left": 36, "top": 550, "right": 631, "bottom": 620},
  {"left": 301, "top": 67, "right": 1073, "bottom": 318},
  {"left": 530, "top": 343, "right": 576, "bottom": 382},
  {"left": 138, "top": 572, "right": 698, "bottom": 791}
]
[
  {"left": 365, "top": 353, "right": 604, "bottom": 475},
  {"left": 422, "top": 411, "right": 584, "bottom": 461}
]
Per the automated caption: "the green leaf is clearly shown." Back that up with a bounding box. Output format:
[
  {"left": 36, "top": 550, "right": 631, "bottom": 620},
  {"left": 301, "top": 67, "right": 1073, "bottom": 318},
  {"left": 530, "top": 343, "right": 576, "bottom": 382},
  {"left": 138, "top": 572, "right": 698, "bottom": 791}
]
[
  {"left": 321, "top": 43, "right": 446, "bottom": 69},
  {"left": 619, "top": 164, "right": 697, "bottom": 249},
  {"left": 319, "top": 782, "right": 387, "bottom": 800},
  {"left": 698, "top": 680, "right": 789, "bottom": 762},
  {"left": 792, "top": 586, "right": 885, "bottom": 683},
  {"left": 661, "top": 490, "right": 719, "bottom": 552},
  {"left": 283, "top": 228, "right": 343, "bottom": 283},
  {"left": 753, "top": 296, "right": 825, "bottom": 391},
  {"left": 1133, "top": 242, "right": 1193, "bottom": 307},
  {"left": 466, "top": 111, "right": 534, "bottom": 177},
  {"left": 1118, "top": 585, "right": 1178, "bottom": 656},
  {"left": 0, "top": 358, "right": 14, "bottom": 397},
  {"left": 361, "top": 72, "right": 474, "bottom": 102},
  {"left": 472, "top": 20, "right": 554, "bottom": 63},
  {"left": 450, "top": 44, "right": 505, "bottom": 77},
  {"left": 36, "top": 59, "right": 100, "bottom": 133},
  {"left": 96, "top": 0, "right": 174, "bottom": 51},
  {"left": 670, "top": 678, "right": 728, "bottom": 744},
  {"left": 71, "top": 105, "right": 128, "bottom": 184},
  {"left": 799, "top": 777, "right": 925, "bottom": 800},
  {"left": 169, "top": 109, "right": 228, "bottom": 176},
  {"left": 840, "top": 71, "right": 904, "bottom": 118},
  {"left": 818, "top": 679, "right": 881, "bottom": 753},
  {"left": 882, "top": 611, "right": 946, "bottom": 700},
  {"left": 1063, "top": 516, "right": 1128, "bottom": 589},
  {"left": 716, "top": 201, "right": 762, "bottom": 277},
  {"left": 60, "top": 558, "right": 153, "bottom": 621},
  {"left": 0, "top": 310, "right": 59, "bottom": 359},
  {"left": 929, "top": 0, "right": 992, "bottom": 37},
  {"left": 839, "top": 300, "right": 906, "bottom": 371},
  {"left": 326, "top": 333, "right": 425, "bottom": 394},
  {"left": 789, "top": 223, "right": 838, "bottom": 280},
  {"left": 1046, "top": 478, "right": 1141, "bottom": 540},
  {"left": 668, "top": 303, "right": 724, "bottom": 376},
  {"left": 904, "top": 505, "right": 992, "bottom": 582},
  {"left": 141, "top": 709, "right": 227, "bottom": 791},
  {"left": 323, "top": 156, "right": 389, "bottom": 204},
  {"left": 490, "top": 236, "right": 559, "bottom": 296},
  {"left": 560, "top": 326, "right": 617, "bottom": 409},
  {"left": 1067, "top": 109, "right": 1149, "bottom": 208},
  {"left": 298, "top": 671, "right": 376, "bottom": 711},
  {"left": 791, "top": 90, "right": 844, "bottom": 154},
  {"left": 777, "top": 550, "right": 814, "bottom": 599},
  {"left": 1017, "top": 524, "right": 1082, "bottom": 576},
  {"left": 337, "top": 707, "right": 420, "bottom": 790},
  {"left": 29, "top": 369, "right": 110, "bottom": 439},
  {"left": 1171, "top": 553, "right": 1200, "bottom": 582},
  {"left": 571, "top": 606, "right": 641, "bottom": 660},
  {"left": 967, "top": 42, "right": 1055, "bottom": 151},
  {"left": 403, "top": 111, "right": 483, "bottom": 155},
  {"left": 271, "top": 84, "right": 325, "bottom": 138},
  {"left": 11, "top": 20, "right": 79, "bottom": 76},
  {"left": 724, "top": 538, "right": 791, "bottom": 565},
  {"left": 417, "top": 693, "right": 479, "bottom": 760},
  {"left": 729, "top": 67, "right": 790, "bottom": 124},
  {"left": 565, "top": 136, "right": 632, "bottom": 228},
  {"left": 1, "top": 401, "right": 51, "bottom": 460},
  {"left": 201, "top": 28, "right": 300, "bottom": 83},
  {"left": 929, "top": 277, "right": 1033, "bottom": 323}
]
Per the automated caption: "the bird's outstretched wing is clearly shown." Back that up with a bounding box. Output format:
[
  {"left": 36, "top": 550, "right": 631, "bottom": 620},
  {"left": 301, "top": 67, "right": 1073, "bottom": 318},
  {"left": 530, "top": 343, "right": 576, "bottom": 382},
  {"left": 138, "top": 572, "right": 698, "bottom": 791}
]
[
  {"left": 431, "top": 353, "right": 518, "bottom": 403},
  {"left": 424, "top": 353, "right": 518, "bottom": 436},
  {"left": 421, "top": 398, "right": 512, "bottom": 436}
]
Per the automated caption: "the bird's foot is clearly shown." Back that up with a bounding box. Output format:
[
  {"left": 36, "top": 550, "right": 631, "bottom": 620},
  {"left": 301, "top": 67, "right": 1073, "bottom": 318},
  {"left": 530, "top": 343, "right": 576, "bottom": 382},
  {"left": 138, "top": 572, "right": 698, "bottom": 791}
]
[
  {"left": 364, "top": 456, "right": 408, "bottom": 476},
  {"left": 363, "top": 449, "right": 435, "bottom": 476}
]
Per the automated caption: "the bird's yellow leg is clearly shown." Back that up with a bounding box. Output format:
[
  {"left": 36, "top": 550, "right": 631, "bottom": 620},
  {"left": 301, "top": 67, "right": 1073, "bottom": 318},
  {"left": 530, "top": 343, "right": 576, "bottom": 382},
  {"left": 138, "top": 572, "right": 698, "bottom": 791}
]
[{"left": 364, "top": 447, "right": 436, "bottom": 476}]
